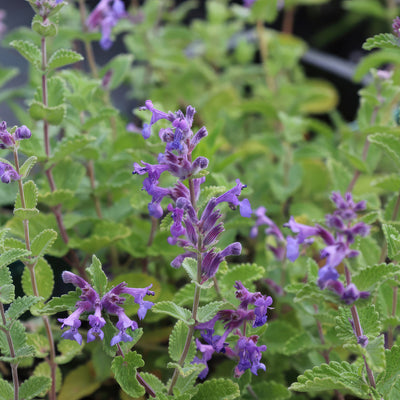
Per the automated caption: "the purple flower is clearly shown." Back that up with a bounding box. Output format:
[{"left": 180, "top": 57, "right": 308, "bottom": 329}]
[
  {"left": 235, "top": 335, "right": 266, "bottom": 376},
  {"left": 393, "top": 17, "right": 400, "bottom": 38},
  {"left": 215, "top": 179, "right": 252, "bottom": 218},
  {"left": 87, "top": 0, "right": 127, "bottom": 50},
  {"left": 0, "top": 122, "right": 32, "bottom": 149},
  {"left": 192, "top": 339, "right": 216, "bottom": 380},
  {"left": 0, "top": 162, "right": 21, "bottom": 184},
  {"left": 243, "top": 0, "right": 257, "bottom": 7}
]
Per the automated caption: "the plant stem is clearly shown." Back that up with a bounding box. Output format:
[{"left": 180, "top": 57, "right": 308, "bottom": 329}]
[
  {"left": 0, "top": 303, "right": 19, "bottom": 400},
  {"left": 14, "top": 149, "right": 57, "bottom": 400},
  {"left": 256, "top": 20, "right": 276, "bottom": 92},
  {"left": 282, "top": 6, "right": 296, "bottom": 35},
  {"left": 168, "top": 178, "right": 202, "bottom": 395}
]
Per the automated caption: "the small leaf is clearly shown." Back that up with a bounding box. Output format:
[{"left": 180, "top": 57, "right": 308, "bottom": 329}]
[
  {"left": 13, "top": 208, "right": 40, "bottom": 219},
  {"left": 47, "top": 49, "right": 83, "bottom": 70},
  {"left": 382, "top": 225, "right": 400, "bottom": 260},
  {"left": 290, "top": 361, "right": 372, "bottom": 398},
  {"left": 368, "top": 133, "right": 400, "bottom": 168},
  {"left": 10, "top": 40, "right": 41, "bottom": 70},
  {"left": 86, "top": 255, "right": 108, "bottom": 296},
  {"left": 14, "top": 180, "right": 38, "bottom": 209},
  {"left": 282, "top": 331, "right": 315, "bottom": 355},
  {"left": 182, "top": 257, "right": 197, "bottom": 282},
  {"left": 21, "top": 258, "right": 54, "bottom": 301},
  {"left": 0, "top": 378, "right": 14, "bottom": 400},
  {"left": 19, "top": 376, "right": 51, "bottom": 400},
  {"left": 192, "top": 378, "right": 240, "bottom": 400},
  {"left": 111, "top": 351, "right": 145, "bottom": 398},
  {"left": 33, "top": 361, "right": 62, "bottom": 394},
  {"left": 31, "top": 229, "right": 57, "bottom": 258},
  {"left": 55, "top": 339, "right": 82, "bottom": 364},
  {"left": 26, "top": 333, "right": 49, "bottom": 358},
  {"left": 0, "top": 285, "right": 15, "bottom": 305},
  {"left": 0, "top": 249, "right": 30, "bottom": 269},
  {"left": 167, "top": 362, "right": 204, "bottom": 378},
  {"left": 137, "top": 372, "right": 165, "bottom": 395},
  {"left": 38, "top": 189, "right": 76, "bottom": 207},
  {"left": 352, "top": 263, "right": 400, "bottom": 291},
  {"left": 244, "top": 381, "right": 291, "bottom": 400},
  {"left": 32, "top": 291, "right": 79, "bottom": 316},
  {"left": 218, "top": 263, "right": 264, "bottom": 289},
  {"left": 197, "top": 301, "right": 226, "bottom": 323},
  {"left": 31, "top": 15, "right": 57, "bottom": 37},
  {"left": 371, "top": 174, "right": 400, "bottom": 191},
  {"left": 363, "top": 33, "right": 400, "bottom": 51},
  {"left": 377, "top": 345, "right": 400, "bottom": 398},
  {"left": 29, "top": 101, "right": 66, "bottom": 125},
  {"left": 152, "top": 301, "right": 194, "bottom": 324},
  {"left": 19, "top": 156, "right": 37, "bottom": 179},
  {"left": 169, "top": 320, "right": 196, "bottom": 363},
  {"left": 6, "top": 296, "right": 40, "bottom": 324}
]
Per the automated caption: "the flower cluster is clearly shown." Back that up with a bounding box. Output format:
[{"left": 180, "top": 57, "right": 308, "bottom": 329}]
[
  {"left": 285, "top": 192, "right": 370, "bottom": 304},
  {"left": 32, "top": 0, "right": 64, "bottom": 18},
  {"left": 250, "top": 206, "right": 285, "bottom": 261},
  {"left": 393, "top": 16, "right": 400, "bottom": 38},
  {"left": 193, "top": 281, "right": 272, "bottom": 378},
  {"left": 59, "top": 272, "right": 154, "bottom": 346},
  {"left": 134, "top": 101, "right": 252, "bottom": 282},
  {"left": 87, "top": 0, "right": 127, "bottom": 50}
]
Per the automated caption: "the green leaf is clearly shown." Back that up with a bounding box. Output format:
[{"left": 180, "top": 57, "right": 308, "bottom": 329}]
[
  {"left": 218, "top": 263, "right": 264, "bottom": 289},
  {"left": 32, "top": 16, "right": 57, "bottom": 37},
  {"left": 21, "top": 258, "right": 54, "bottom": 301},
  {"left": 47, "top": 49, "right": 83, "bottom": 70},
  {"left": 14, "top": 180, "right": 38, "bottom": 209},
  {"left": 137, "top": 372, "right": 165, "bottom": 395},
  {"left": 31, "top": 229, "right": 57, "bottom": 258},
  {"left": 0, "top": 265, "right": 13, "bottom": 287},
  {"left": 368, "top": 133, "right": 400, "bottom": 169},
  {"left": 289, "top": 361, "right": 372, "bottom": 398},
  {"left": 282, "top": 331, "right": 315, "bottom": 355},
  {"left": 86, "top": 255, "right": 108, "bottom": 296},
  {"left": 167, "top": 362, "right": 204, "bottom": 378},
  {"left": 33, "top": 361, "right": 62, "bottom": 394},
  {"left": 327, "top": 158, "right": 352, "bottom": 193},
  {"left": 55, "top": 339, "right": 82, "bottom": 364},
  {"left": 382, "top": 225, "right": 400, "bottom": 260},
  {"left": 335, "top": 305, "right": 381, "bottom": 344},
  {"left": 13, "top": 208, "right": 39, "bottom": 220},
  {"left": 38, "top": 189, "right": 76, "bottom": 207},
  {"left": 377, "top": 345, "right": 400, "bottom": 398},
  {"left": 0, "top": 378, "right": 14, "bottom": 400},
  {"left": 19, "top": 156, "right": 37, "bottom": 179},
  {"left": 363, "top": 33, "right": 400, "bottom": 51},
  {"left": 0, "top": 249, "right": 30, "bottom": 269},
  {"left": 9, "top": 40, "right": 41, "bottom": 70},
  {"left": 33, "top": 291, "right": 79, "bottom": 316},
  {"left": 26, "top": 333, "right": 49, "bottom": 358},
  {"left": 19, "top": 376, "right": 51, "bottom": 400},
  {"left": 244, "top": 381, "right": 291, "bottom": 400},
  {"left": 58, "top": 363, "right": 101, "bottom": 400},
  {"left": 152, "top": 301, "right": 194, "bottom": 324},
  {"left": 365, "top": 335, "right": 386, "bottom": 373},
  {"left": 371, "top": 174, "right": 400, "bottom": 191},
  {"left": 169, "top": 320, "right": 196, "bottom": 363},
  {"left": 352, "top": 263, "right": 400, "bottom": 291},
  {"left": 29, "top": 101, "right": 66, "bottom": 125},
  {"left": 0, "top": 320, "right": 27, "bottom": 357},
  {"left": 49, "top": 135, "right": 95, "bottom": 163},
  {"left": 192, "top": 379, "right": 240, "bottom": 400},
  {"left": 6, "top": 296, "right": 40, "bottom": 324},
  {"left": 182, "top": 257, "right": 197, "bottom": 282},
  {"left": 111, "top": 351, "right": 145, "bottom": 398},
  {"left": 100, "top": 54, "right": 134, "bottom": 90},
  {"left": 197, "top": 301, "right": 226, "bottom": 323},
  {"left": 0, "top": 284, "right": 15, "bottom": 305}
]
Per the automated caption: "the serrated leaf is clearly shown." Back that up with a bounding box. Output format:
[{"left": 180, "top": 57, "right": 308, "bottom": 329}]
[
  {"left": 167, "top": 362, "right": 204, "bottom": 378},
  {"left": 138, "top": 372, "right": 165, "bottom": 394},
  {"left": 245, "top": 381, "right": 291, "bottom": 400},
  {"left": 152, "top": 301, "right": 194, "bottom": 324},
  {"left": 0, "top": 265, "right": 13, "bottom": 287},
  {"left": 29, "top": 101, "right": 66, "bottom": 125},
  {"left": 0, "top": 285, "right": 15, "bottom": 305},
  {"left": 0, "top": 320, "right": 27, "bottom": 357},
  {"left": 365, "top": 335, "right": 386, "bottom": 373},
  {"left": 363, "top": 33, "right": 400, "bottom": 51},
  {"left": 38, "top": 189, "right": 76, "bottom": 207},
  {"left": 182, "top": 257, "right": 197, "bottom": 282},
  {"left": 174, "top": 283, "right": 217, "bottom": 306},
  {"left": 290, "top": 361, "right": 373, "bottom": 398},
  {"left": 0, "top": 249, "right": 30, "bottom": 269},
  {"left": 197, "top": 301, "right": 226, "bottom": 323},
  {"left": 33, "top": 291, "right": 79, "bottom": 316},
  {"left": 218, "top": 263, "right": 264, "bottom": 289},
  {"left": 10, "top": 40, "right": 41, "bottom": 70},
  {"left": 377, "top": 345, "right": 400, "bottom": 398},
  {"left": 21, "top": 258, "right": 54, "bottom": 301},
  {"left": 335, "top": 305, "right": 381, "bottom": 344},
  {"left": 0, "top": 378, "right": 13, "bottom": 400},
  {"left": 14, "top": 180, "right": 38, "bottom": 209},
  {"left": 55, "top": 339, "right": 82, "bottom": 364},
  {"left": 13, "top": 208, "right": 40, "bottom": 219},
  {"left": 49, "top": 135, "right": 95, "bottom": 164},
  {"left": 169, "top": 320, "right": 196, "bottom": 363},
  {"left": 327, "top": 158, "right": 352, "bottom": 193},
  {"left": 31, "top": 16, "right": 57, "bottom": 37},
  {"left": 352, "top": 263, "right": 400, "bottom": 291},
  {"left": 0, "top": 344, "right": 35, "bottom": 363},
  {"left": 86, "top": 255, "right": 108, "bottom": 296},
  {"left": 111, "top": 351, "right": 145, "bottom": 398},
  {"left": 19, "top": 376, "right": 51, "bottom": 400},
  {"left": 382, "top": 225, "right": 400, "bottom": 260},
  {"left": 19, "top": 156, "right": 37, "bottom": 179},
  {"left": 192, "top": 378, "right": 240, "bottom": 400},
  {"left": 58, "top": 363, "right": 101, "bottom": 400},
  {"left": 47, "top": 49, "right": 83, "bottom": 70},
  {"left": 26, "top": 333, "right": 49, "bottom": 358},
  {"left": 371, "top": 174, "right": 400, "bottom": 191},
  {"left": 33, "top": 361, "right": 62, "bottom": 394},
  {"left": 31, "top": 229, "right": 57, "bottom": 258},
  {"left": 6, "top": 296, "right": 40, "bottom": 324},
  {"left": 282, "top": 331, "right": 315, "bottom": 355},
  {"left": 100, "top": 54, "right": 134, "bottom": 90},
  {"left": 368, "top": 133, "right": 400, "bottom": 168}
]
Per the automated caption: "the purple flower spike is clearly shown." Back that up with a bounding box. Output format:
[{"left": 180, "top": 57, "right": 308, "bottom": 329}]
[
  {"left": 393, "top": 17, "right": 400, "bottom": 38},
  {"left": 235, "top": 335, "right": 266, "bottom": 376}
]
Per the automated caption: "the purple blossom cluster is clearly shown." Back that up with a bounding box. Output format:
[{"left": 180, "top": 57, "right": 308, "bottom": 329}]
[
  {"left": 393, "top": 16, "right": 400, "bottom": 38},
  {"left": 285, "top": 192, "right": 370, "bottom": 304},
  {"left": 33, "top": 0, "right": 63, "bottom": 18},
  {"left": 134, "top": 101, "right": 252, "bottom": 282},
  {"left": 59, "top": 271, "right": 154, "bottom": 346},
  {"left": 87, "top": 0, "right": 127, "bottom": 50},
  {"left": 193, "top": 281, "right": 272, "bottom": 378}
]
